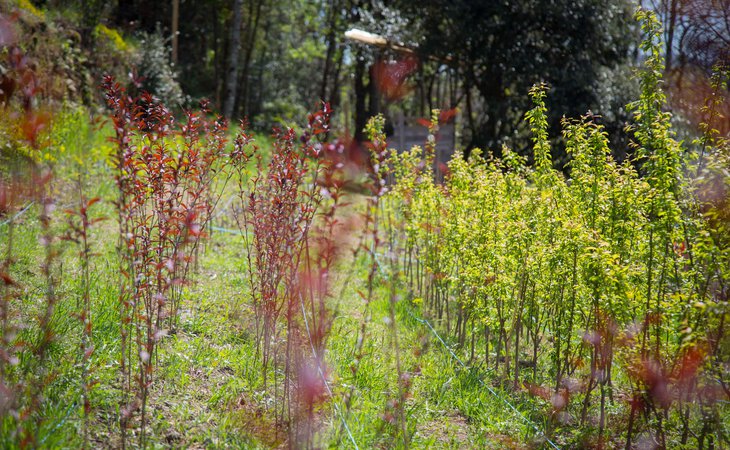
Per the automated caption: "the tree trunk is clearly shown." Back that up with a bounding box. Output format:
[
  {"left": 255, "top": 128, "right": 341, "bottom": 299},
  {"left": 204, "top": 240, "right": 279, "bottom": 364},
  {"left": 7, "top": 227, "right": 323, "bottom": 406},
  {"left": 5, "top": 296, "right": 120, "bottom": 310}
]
[
  {"left": 249, "top": 22, "right": 270, "bottom": 118},
  {"left": 665, "top": 0, "right": 678, "bottom": 78},
  {"left": 330, "top": 45, "right": 345, "bottom": 110},
  {"left": 223, "top": 0, "right": 244, "bottom": 118},
  {"left": 368, "top": 59, "right": 381, "bottom": 118},
  {"left": 240, "top": 0, "right": 264, "bottom": 117},
  {"left": 320, "top": 0, "right": 338, "bottom": 102},
  {"left": 354, "top": 51, "right": 368, "bottom": 142}
]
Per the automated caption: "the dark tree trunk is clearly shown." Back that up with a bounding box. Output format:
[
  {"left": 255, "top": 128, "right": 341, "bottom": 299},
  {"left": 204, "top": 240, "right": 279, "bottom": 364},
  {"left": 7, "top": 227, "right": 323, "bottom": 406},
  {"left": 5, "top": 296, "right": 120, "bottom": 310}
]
[
  {"left": 234, "top": 0, "right": 265, "bottom": 118},
  {"left": 354, "top": 51, "right": 368, "bottom": 142},
  {"left": 223, "top": 0, "right": 244, "bottom": 118},
  {"left": 320, "top": 0, "right": 338, "bottom": 102},
  {"left": 330, "top": 46, "right": 344, "bottom": 110},
  {"left": 368, "top": 58, "right": 381, "bottom": 117},
  {"left": 665, "top": 0, "right": 679, "bottom": 77}
]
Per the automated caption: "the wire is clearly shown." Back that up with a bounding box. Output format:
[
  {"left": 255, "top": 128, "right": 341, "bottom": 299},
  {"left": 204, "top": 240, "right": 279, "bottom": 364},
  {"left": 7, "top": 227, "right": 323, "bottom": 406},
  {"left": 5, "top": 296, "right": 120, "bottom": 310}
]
[
  {"left": 407, "top": 310, "right": 561, "bottom": 450},
  {"left": 210, "top": 225, "right": 246, "bottom": 235},
  {"left": 0, "top": 201, "right": 35, "bottom": 227},
  {"left": 39, "top": 401, "right": 77, "bottom": 445},
  {"left": 299, "top": 294, "right": 360, "bottom": 450}
]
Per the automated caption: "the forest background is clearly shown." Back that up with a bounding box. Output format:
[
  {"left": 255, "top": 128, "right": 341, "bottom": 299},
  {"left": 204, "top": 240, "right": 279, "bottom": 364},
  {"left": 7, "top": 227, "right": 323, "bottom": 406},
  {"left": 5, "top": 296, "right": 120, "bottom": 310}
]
[{"left": 5, "top": 0, "right": 729, "bottom": 163}]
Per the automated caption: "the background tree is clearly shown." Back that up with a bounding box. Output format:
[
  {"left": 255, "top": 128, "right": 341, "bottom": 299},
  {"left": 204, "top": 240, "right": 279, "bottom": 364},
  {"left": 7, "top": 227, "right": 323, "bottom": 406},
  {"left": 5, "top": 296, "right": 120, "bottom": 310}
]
[{"left": 391, "top": 0, "right": 636, "bottom": 164}]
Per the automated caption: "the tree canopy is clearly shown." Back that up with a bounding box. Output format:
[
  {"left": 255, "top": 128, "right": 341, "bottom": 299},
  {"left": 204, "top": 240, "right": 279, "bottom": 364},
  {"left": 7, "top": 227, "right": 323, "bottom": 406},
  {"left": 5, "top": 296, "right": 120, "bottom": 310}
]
[{"left": 392, "top": 0, "right": 636, "bottom": 161}]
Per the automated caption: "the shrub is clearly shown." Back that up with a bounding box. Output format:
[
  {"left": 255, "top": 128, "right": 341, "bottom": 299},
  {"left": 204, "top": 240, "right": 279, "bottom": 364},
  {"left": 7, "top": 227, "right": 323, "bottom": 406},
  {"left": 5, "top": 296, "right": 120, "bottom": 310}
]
[
  {"left": 136, "top": 32, "right": 186, "bottom": 109},
  {"left": 103, "top": 76, "right": 232, "bottom": 447}
]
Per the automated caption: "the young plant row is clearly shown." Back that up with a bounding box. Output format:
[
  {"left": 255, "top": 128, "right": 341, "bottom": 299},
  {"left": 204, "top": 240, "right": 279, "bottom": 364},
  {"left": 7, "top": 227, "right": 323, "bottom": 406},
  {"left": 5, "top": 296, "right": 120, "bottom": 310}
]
[
  {"left": 2, "top": 65, "right": 354, "bottom": 447},
  {"left": 379, "top": 11, "right": 729, "bottom": 449},
  {"left": 232, "top": 103, "right": 354, "bottom": 446}
]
